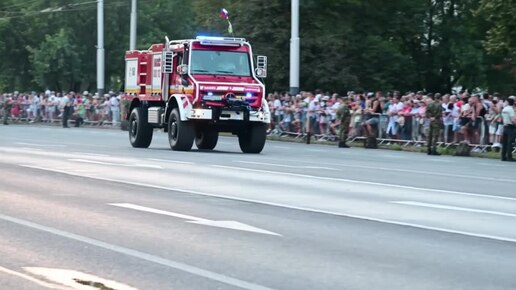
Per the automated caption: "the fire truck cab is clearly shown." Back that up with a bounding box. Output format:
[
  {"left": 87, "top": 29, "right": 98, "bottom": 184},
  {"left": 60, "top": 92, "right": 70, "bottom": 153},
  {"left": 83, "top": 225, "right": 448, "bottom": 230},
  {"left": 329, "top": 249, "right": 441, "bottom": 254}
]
[{"left": 123, "top": 36, "right": 270, "bottom": 153}]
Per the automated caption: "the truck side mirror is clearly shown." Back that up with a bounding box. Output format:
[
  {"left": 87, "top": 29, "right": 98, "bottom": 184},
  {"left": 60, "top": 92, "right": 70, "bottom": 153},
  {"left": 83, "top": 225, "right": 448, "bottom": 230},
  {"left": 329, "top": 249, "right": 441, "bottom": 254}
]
[
  {"left": 176, "top": 64, "right": 189, "bottom": 87},
  {"left": 255, "top": 55, "right": 267, "bottom": 78}
]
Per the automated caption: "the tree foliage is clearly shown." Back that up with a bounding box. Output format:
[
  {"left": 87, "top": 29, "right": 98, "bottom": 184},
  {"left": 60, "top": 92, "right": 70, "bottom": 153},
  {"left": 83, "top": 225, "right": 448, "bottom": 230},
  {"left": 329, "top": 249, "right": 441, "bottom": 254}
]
[{"left": 0, "top": 0, "right": 514, "bottom": 94}]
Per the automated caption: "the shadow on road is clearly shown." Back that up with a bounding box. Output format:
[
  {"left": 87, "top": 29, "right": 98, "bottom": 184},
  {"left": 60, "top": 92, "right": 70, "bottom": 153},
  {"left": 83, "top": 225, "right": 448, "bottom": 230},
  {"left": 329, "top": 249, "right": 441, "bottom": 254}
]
[{"left": 146, "top": 147, "right": 243, "bottom": 155}]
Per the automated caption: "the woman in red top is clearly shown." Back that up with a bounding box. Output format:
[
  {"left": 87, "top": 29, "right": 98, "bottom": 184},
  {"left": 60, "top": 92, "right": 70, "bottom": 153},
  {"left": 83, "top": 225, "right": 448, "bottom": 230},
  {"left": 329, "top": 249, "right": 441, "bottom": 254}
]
[
  {"left": 10, "top": 100, "right": 21, "bottom": 120},
  {"left": 398, "top": 99, "right": 414, "bottom": 140}
]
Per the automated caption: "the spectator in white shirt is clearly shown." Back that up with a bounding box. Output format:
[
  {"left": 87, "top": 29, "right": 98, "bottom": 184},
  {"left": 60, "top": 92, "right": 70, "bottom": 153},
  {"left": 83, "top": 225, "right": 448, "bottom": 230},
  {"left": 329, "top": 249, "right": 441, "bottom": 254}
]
[
  {"left": 386, "top": 96, "right": 403, "bottom": 139},
  {"left": 273, "top": 95, "right": 283, "bottom": 126},
  {"left": 441, "top": 94, "right": 454, "bottom": 142},
  {"left": 110, "top": 94, "right": 120, "bottom": 126},
  {"left": 308, "top": 95, "right": 321, "bottom": 133},
  {"left": 500, "top": 97, "right": 516, "bottom": 161}
]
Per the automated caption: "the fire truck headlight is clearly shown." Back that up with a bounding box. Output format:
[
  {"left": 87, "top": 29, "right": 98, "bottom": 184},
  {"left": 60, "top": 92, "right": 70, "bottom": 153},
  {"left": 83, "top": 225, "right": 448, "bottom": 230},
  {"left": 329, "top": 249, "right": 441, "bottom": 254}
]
[{"left": 245, "top": 92, "right": 253, "bottom": 98}]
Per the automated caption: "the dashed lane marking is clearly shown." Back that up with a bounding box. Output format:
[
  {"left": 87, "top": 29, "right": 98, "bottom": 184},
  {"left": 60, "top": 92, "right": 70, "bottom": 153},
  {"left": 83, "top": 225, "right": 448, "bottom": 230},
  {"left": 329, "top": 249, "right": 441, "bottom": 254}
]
[
  {"left": 393, "top": 201, "right": 516, "bottom": 218},
  {"left": 68, "top": 159, "right": 163, "bottom": 169},
  {"left": 235, "top": 161, "right": 338, "bottom": 171},
  {"left": 146, "top": 158, "right": 195, "bottom": 165}
]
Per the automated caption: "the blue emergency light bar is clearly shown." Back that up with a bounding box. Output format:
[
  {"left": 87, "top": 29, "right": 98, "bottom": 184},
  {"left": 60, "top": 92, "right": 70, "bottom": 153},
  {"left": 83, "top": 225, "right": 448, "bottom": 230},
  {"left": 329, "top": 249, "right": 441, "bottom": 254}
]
[{"left": 196, "top": 36, "right": 246, "bottom": 47}]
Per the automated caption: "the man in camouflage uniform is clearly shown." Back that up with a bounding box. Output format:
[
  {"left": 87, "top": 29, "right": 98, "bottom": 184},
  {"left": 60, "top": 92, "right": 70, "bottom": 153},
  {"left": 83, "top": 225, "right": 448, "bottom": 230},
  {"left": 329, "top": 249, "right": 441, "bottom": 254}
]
[
  {"left": 426, "top": 94, "right": 442, "bottom": 155},
  {"left": 337, "top": 96, "right": 352, "bottom": 148},
  {"left": 3, "top": 96, "right": 12, "bottom": 125}
]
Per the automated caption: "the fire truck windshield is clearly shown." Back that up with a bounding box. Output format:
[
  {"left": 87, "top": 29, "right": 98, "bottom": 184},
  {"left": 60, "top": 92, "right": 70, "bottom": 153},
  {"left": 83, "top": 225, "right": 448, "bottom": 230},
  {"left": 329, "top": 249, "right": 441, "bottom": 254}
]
[{"left": 190, "top": 50, "right": 251, "bottom": 77}]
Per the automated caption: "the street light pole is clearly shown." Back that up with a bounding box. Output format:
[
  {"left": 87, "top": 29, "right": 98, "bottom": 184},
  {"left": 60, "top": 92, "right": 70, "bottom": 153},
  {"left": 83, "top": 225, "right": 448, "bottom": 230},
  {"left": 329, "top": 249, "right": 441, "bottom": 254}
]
[
  {"left": 130, "top": 0, "right": 137, "bottom": 50},
  {"left": 97, "top": 0, "right": 105, "bottom": 97},
  {"left": 289, "top": 0, "right": 300, "bottom": 96}
]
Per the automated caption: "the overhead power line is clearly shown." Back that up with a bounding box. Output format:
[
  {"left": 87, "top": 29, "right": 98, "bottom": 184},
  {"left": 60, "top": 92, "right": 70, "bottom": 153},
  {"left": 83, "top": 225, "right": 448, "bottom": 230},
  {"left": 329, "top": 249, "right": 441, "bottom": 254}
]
[
  {"left": 0, "top": 0, "right": 42, "bottom": 11},
  {"left": 0, "top": 1, "right": 130, "bottom": 20}
]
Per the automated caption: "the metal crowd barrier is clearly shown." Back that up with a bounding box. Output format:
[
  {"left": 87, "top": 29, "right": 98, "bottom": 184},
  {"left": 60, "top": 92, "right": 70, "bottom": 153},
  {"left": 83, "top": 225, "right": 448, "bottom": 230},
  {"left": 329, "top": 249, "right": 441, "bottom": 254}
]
[
  {"left": 2, "top": 116, "right": 116, "bottom": 127},
  {"left": 272, "top": 113, "right": 515, "bottom": 152}
]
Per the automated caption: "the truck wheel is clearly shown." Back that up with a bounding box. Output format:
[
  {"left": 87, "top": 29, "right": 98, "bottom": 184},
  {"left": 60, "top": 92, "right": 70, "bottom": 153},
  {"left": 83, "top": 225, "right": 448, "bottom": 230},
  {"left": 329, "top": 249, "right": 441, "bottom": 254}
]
[
  {"left": 195, "top": 129, "right": 218, "bottom": 150},
  {"left": 168, "top": 108, "right": 194, "bottom": 151},
  {"left": 129, "top": 107, "right": 153, "bottom": 148},
  {"left": 238, "top": 123, "right": 267, "bottom": 154}
]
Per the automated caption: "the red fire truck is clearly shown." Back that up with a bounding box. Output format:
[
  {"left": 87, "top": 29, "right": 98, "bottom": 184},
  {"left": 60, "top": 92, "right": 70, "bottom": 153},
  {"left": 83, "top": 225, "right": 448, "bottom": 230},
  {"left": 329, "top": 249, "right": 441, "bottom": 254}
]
[{"left": 122, "top": 36, "right": 270, "bottom": 153}]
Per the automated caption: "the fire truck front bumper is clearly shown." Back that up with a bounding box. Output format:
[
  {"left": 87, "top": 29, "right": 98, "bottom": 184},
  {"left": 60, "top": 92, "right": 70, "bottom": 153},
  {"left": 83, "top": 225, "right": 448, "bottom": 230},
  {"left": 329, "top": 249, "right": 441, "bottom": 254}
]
[{"left": 187, "top": 108, "right": 269, "bottom": 123}]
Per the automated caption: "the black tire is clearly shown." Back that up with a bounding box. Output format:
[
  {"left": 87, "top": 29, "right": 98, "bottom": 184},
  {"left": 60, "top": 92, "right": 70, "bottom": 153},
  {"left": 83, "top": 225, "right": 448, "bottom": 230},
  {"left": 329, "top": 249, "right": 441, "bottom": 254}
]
[
  {"left": 238, "top": 123, "right": 267, "bottom": 154},
  {"left": 168, "top": 108, "right": 194, "bottom": 151},
  {"left": 129, "top": 107, "right": 153, "bottom": 148},
  {"left": 195, "top": 129, "right": 218, "bottom": 150}
]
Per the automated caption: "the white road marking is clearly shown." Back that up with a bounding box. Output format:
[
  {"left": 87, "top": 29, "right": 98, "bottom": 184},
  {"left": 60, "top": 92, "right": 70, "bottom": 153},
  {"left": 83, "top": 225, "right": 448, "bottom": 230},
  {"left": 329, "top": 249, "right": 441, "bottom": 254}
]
[
  {"left": 375, "top": 153, "right": 409, "bottom": 159},
  {"left": 55, "top": 167, "right": 75, "bottom": 171},
  {"left": 15, "top": 142, "right": 67, "bottom": 148},
  {"left": 235, "top": 161, "right": 338, "bottom": 171},
  {"left": 71, "top": 152, "right": 110, "bottom": 157},
  {"left": 68, "top": 159, "right": 162, "bottom": 169},
  {"left": 24, "top": 267, "right": 138, "bottom": 290},
  {"left": 0, "top": 266, "right": 72, "bottom": 290},
  {"left": 19, "top": 147, "right": 42, "bottom": 151},
  {"left": 393, "top": 201, "right": 516, "bottom": 218},
  {"left": 306, "top": 166, "right": 339, "bottom": 170},
  {"left": 305, "top": 149, "right": 325, "bottom": 152},
  {"left": 19, "top": 164, "right": 516, "bottom": 244},
  {"left": 211, "top": 165, "right": 516, "bottom": 201},
  {"left": 0, "top": 214, "right": 275, "bottom": 290},
  {"left": 71, "top": 169, "right": 98, "bottom": 173},
  {"left": 10, "top": 138, "right": 112, "bottom": 148},
  {"left": 271, "top": 146, "right": 290, "bottom": 149},
  {"left": 110, "top": 203, "right": 207, "bottom": 221},
  {"left": 109, "top": 203, "right": 280, "bottom": 236},
  {"left": 146, "top": 158, "right": 195, "bottom": 165},
  {"left": 51, "top": 194, "right": 78, "bottom": 197},
  {"left": 478, "top": 162, "right": 506, "bottom": 167},
  {"left": 321, "top": 162, "right": 515, "bottom": 183},
  {"left": 239, "top": 156, "right": 516, "bottom": 183},
  {"left": 428, "top": 159, "right": 454, "bottom": 163}
]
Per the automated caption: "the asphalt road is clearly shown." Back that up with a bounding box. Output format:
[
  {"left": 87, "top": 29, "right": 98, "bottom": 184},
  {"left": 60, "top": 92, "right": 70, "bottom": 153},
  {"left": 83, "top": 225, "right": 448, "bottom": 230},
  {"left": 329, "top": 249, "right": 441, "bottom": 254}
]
[{"left": 1, "top": 125, "right": 515, "bottom": 290}]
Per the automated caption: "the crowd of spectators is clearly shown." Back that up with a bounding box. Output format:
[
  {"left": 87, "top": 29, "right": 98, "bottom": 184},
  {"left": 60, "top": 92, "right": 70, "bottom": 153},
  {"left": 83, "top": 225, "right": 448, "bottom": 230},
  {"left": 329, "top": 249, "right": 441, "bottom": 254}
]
[
  {"left": 267, "top": 90, "right": 515, "bottom": 150},
  {"left": 0, "top": 90, "right": 121, "bottom": 127},
  {"left": 2, "top": 88, "right": 514, "bottom": 152}
]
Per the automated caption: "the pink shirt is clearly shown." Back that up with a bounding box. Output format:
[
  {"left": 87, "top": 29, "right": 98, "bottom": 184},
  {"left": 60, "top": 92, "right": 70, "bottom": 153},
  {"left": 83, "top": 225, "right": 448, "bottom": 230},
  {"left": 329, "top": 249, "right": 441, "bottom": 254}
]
[{"left": 418, "top": 106, "right": 427, "bottom": 117}]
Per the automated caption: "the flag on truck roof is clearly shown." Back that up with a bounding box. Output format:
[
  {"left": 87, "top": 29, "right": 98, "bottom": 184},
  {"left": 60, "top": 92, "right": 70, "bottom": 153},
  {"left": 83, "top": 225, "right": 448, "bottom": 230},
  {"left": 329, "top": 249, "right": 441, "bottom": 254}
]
[{"left": 220, "top": 8, "right": 229, "bottom": 20}]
